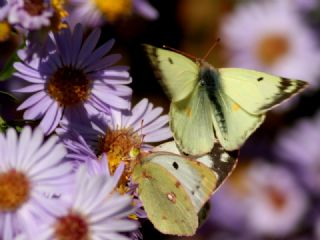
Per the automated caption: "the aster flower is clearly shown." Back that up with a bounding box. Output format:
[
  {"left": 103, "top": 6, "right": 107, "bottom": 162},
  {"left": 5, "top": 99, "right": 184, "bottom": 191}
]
[
  {"left": 14, "top": 24, "right": 132, "bottom": 135},
  {"left": 275, "top": 112, "right": 320, "bottom": 194},
  {"left": 58, "top": 98, "right": 171, "bottom": 191},
  {"left": 245, "top": 161, "right": 308, "bottom": 237},
  {"left": 67, "top": 0, "right": 159, "bottom": 28},
  {"left": 221, "top": 0, "right": 320, "bottom": 90},
  {"left": 209, "top": 161, "right": 307, "bottom": 237},
  {"left": 0, "top": 126, "right": 73, "bottom": 239},
  {"left": 6, "top": 0, "right": 68, "bottom": 31},
  {"left": 16, "top": 163, "right": 139, "bottom": 240}
]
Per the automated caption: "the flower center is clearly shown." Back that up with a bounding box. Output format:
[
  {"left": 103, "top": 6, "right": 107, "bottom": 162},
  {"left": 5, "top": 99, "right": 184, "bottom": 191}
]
[
  {"left": 256, "top": 34, "right": 290, "bottom": 66},
  {"left": 0, "top": 170, "right": 30, "bottom": 211},
  {"left": 47, "top": 66, "right": 91, "bottom": 106},
  {"left": 266, "top": 186, "right": 287, "bottom": 210},
  {"left": 93, "top": 0, "right": 132, "bottom": 22},
  {"left": 54, "top": 212, "right": 89, "bottom": 240},
  {"left": 0, "top": 21, "right": 11, "bottom": 42},
  {"left": 50, "top": 0, "right": 68, "bottom": 31},
  {"left": 24, "top": 0, "right": 48, "bottom": 16},
  {"left": 101, "top": 128, "right": 142, "bottom": 193}
]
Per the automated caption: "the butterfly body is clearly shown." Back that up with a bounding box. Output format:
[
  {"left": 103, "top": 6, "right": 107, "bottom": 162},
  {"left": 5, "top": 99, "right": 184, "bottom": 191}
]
[{"left": 144, "top": 44, "right": 308, "bottom": 155}]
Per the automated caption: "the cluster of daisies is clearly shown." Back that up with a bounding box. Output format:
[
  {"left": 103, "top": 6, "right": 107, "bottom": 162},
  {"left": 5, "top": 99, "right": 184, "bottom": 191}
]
[{"left": 0, "top": 1, "right": 172, "bottom": 239}]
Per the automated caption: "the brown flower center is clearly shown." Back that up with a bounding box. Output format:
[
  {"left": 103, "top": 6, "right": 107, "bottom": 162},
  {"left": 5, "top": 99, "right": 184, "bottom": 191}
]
[
  {"left": 256, "top": 34, "right": 290, "bottom": 66},
  {"left": 24, "top": 0, "right": 48, "bottom": 16},
  {"left": 0, "top": 169, "right": 30, "bottom": 211},
  {"left": 54, "top": 212, "right": 89, "bottom": 240},
  {"left": 266, "top": 186, "right": 287, "bottom": 210},
  {"left": 94, "top": 0, "right": 132, "bottom": 22},
  {"left": 47, "top": 66, "right": 91, "bottom": 106}
]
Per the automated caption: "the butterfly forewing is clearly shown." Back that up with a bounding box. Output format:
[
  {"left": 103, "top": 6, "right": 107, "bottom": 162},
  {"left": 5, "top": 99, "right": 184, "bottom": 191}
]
[
  {"left": 132, "top": 159, "right": 198, "bottom": 236},
  {"left": 170, "top": 84, "right": 215, "bottom": 155},
  {"left": 219, "top": 68, "right": 308, "bottom": 114},
  {"left": 148, "top": 152, "right": 218, "bottom": 212},
  {"left": 144, "top": 44, "right": 199, "bottom": 102}
]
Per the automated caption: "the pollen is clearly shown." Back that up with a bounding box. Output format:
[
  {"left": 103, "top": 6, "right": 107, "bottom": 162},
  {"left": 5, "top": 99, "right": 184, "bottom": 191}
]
[
  {"left": 0, "top": 21, "right": 11, "bottom": 42},
  {"left": 93, "top": 0, "right": 132, "bottom": 22},
  {"left": 256, "top": 34, "right": 290, "bottom": 66},
  {"left": 54, "top": 212, "right": 89, "bottom": 240},
  {"left": 24, "top": 0, "right": 48, "bottom": 16},
  {"left": 50, "top": 0, "right": 68, "bottom": 31},
  {"left": 47, "top": 66, "right": 91, "bottom": 107},
  {"left": 101, "top": 128, "right": 142, "bottom": 191},
  {"left": 0, "top": 169, "right": 30, "bottom": 211}
]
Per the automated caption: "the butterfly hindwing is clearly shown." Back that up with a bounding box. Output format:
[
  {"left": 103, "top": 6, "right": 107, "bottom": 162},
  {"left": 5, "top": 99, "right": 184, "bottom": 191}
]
[
  {"left": 219, "top": 68, "right": 308, "bottom": 114},
  {"left": 132, "top": 156, "right": 198, "bottom": 236},
  {"left": 170, "top": 84, "right": 215, "bottom": 155},
  {"left": 210, "top": 89, "right": 265, "bottom": 151},
  {"left": 144, "top": 44, "right": 199, "bottom": 102}
]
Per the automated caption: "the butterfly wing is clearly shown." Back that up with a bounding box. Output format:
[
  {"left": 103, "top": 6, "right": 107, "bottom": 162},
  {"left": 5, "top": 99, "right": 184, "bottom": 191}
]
[
  {"left": 170, "top": 84, "right": 215, "bottom": 155},
  {"left": 147, "top": 152, "right": 217, "bottom": 212},
  {"left": 132, "top": 157, "right": 198, "bottom": 236},
  {"left": 144, "top": 44, "right": 199, "bottom": 102},
  {"left": 219, "top": 68, "right": 308, "bottom": 114},
  {"left": 153, "top": 141, "right": 238, "bottom": 189},
  {"left": 209, "top": 87, "right": 265, "bottom": 151}
]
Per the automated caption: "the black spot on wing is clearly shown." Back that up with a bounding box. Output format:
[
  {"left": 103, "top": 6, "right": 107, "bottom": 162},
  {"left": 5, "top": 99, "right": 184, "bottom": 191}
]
[
  {"left": 257, "top": 77, "right": 264, "bottom": 81},
  {"left": 258, "top": 77, "right": 307, "bottom": 111},
  {"left": 173, "top": 161, "right": 179, "bottom": 170},
  {"left": 168, "top": 57, "right": 173, "bottom": 64}
]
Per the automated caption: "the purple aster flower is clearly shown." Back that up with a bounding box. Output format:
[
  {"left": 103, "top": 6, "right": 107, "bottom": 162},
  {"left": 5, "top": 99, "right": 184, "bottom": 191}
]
[
  {"left": 244, "top": 161, "right": 308, "bottom": 237},
  {"left": 67, "top": 0, "right": 158, "bottom": 28},
  {"left": 0, "top": 126, "right": 73, "bottom": 239},
  {"left": 7, "top": 0, "right": 53, "bottom": 30},
  {"left": 275, "top": 112, "right": 320, "bottom": 194},
  {"left": 209, "top": 161, "right": 307, "bottom": 237},
  {"left": 14, "top": 24, "right": 132, "bottom": 135},
  {"left": 16, "top": 163, "right": 139, "bottom": 240},
  {"left": 57, "top": 98, "right": 171, "bottom": 193},
  {"left": 221, "top": 0, "right": 320, "bottom": 91}
]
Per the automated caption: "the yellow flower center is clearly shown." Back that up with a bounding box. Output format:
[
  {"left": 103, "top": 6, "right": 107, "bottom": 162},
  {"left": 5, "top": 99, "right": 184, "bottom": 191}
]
[
  {"left": 93, "top": 0, "right": 133, "bottom": 22},
  {"left": 256, "top": 34, "right": 290, "bottom": 66},
  {"left": 54, "top": 212, "right": 89, "bottom": 240},
  {"left": 47, "top": 66, "right": 91, "bottom": 107},
  {"left": 0, "top": 21, "right": 11, "bottom": 42},
  {"left": 101, "top": 128, "right": 142, "bottom": 193},
  {"left": 50, "top": 0, "right": 68, "bottom": 31},
  {"left": 0, "top": 169, "right": 30, "bottom": 211}
]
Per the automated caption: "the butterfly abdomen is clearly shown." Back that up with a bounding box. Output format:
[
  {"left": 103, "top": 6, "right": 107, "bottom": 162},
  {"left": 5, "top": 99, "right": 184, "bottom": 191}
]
[{"left": 199, "top": 64, "right": 227, "bottom": 134}]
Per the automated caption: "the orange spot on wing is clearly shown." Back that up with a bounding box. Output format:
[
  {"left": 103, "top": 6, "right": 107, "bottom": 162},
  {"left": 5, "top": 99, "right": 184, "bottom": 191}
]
[
  {"left": 185, "top": 107, "right": 192, "bottom": 117},
  {"left": 232, "top": 103, "right": 240, "bottom": 112}
]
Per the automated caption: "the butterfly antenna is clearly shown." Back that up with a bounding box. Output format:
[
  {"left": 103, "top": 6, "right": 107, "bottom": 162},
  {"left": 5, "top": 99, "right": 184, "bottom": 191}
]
[
  {"left": 202, "top": 38, "right": 221, "bottom": 61},
  {"left": 163, "top": 45, "right": 199, "bottom": 61}
]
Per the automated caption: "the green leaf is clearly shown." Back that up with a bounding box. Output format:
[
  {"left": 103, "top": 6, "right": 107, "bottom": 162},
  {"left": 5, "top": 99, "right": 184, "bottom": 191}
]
[
  {"left": 0, "top": 51, "right": 18, "bottom": 81},
  {"left": 0, "top": 90, "right": 18, "bottom": 102}
]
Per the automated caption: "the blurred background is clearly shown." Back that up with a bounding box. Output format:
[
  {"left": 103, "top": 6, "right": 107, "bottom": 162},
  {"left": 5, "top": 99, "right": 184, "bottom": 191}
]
[{"left": 1, "top": 0, "right": 320, "bottom": 239}]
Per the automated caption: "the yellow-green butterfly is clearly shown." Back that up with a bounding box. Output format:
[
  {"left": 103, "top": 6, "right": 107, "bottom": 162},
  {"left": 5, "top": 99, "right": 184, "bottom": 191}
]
[
  {"left": 132, "top": 141, "right": 238, "bottom": 236},
  {"left": 144, "top": 44, "right": 308, "bottom": 155}
]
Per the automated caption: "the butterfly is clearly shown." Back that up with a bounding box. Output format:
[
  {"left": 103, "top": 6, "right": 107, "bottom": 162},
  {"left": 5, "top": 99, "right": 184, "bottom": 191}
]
[
  {"left": 132, "top": 140, "right": 238, "bottom": 236},
  {"left": 144, "top": 44, "right": 308, "bottom": 155}
]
